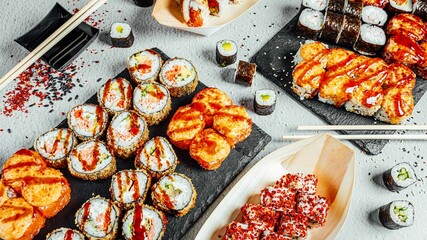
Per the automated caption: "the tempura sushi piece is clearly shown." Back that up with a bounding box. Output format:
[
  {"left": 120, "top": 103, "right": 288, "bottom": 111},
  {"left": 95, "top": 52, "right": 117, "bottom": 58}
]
[
  {"left": 110, "top": 22, "right": 134, "bottom": 48},
  {"left": 383, "top": 63, "right": 416, "bottom": 89},
  {"left": 362, "top": 0, "right": 389, "bottom": 8},
  {"left": 292, "top": 60, "right": 325, "bottom": 99},
  {"left": 293, "top": 40, "right": 329, "bottom": 66},
  {"left": 212, "top": 105, "right": 252, "bottom": 147},
  {"left": 388, "top": 0, "right": 413, "bottom": 13},
  {"left": 234, "top": 60, "right": 257, "bottom": 86},
  {"left": 216, "top": 39, "right": 238, "bottom": 67},
  {"left": 345, "top": 0, "right": 363, "bottom": 16},
  {"left": 414, "top": 41, "right": 427, "bottom": 79},
  {"left": 97, "top": 77, "right": 133, "bottom": 115},
  {"left": 34, "top": 128, "right": 77, "bottom": 168},
  {"left": 296, "top": 8, "right": 324, "bottom": 39},
  {"left": 276, "top": 213, "right": 309, "bottom": 239},
  {"left": 375, "top": 87, "right": 414, "bottom": 124},
  {"left": 181, "top": 0, "right": 210, "bottom": 27},
  {"left": 378, "top": 200, "right": 414, "bottom": 229},
  {"left": 354, "top": 24, "right": 386, "bottom": 56},
  {"left": 387, "top": 13, "right": 425, "bottom": 41},
  {"left": 361, "top": 6, "right": 388, "bottom": 26},
  {"left": 191, "top": 87, "right": 233, "bottom": 126},
  {"left": 46, "top": 228, "right": 85, "bottom": 240},
  {"left": 208, "top": 0, "right": 228, "bottom": 15},
  {"left": 67, "top": 104, "right": 109, "bottom": 141},
  {"left": 135, "top": 137, "right": 178, "bottom": 179},
  {"left": 324, "top": 48, "right": 356, "bottom": 69},
  {"left": 222, "top": 221, "right": 261, "bottom": 240},
  {"left": 302, "top": 0, "right": 327, "bottom": 11},
  {"left": 383, "top": 34, "right": 423, "bottom": 67},
  {"left": 75, "top": 196, "right": 121, "bottom": 240},
  {"left": 68, "top": 140, "right": 116, "bottom": 180},
  {"left": 337, "top": 15, "right": 361, "bottom": 48},
  {"left": 151, "top": 173, "right": 197, "bottom": 216},
  {"left": 159, "top": 58, "right": 198, "bottom": 97},
  {"left": 241, "top": 204, "right": 278, "bottom": 232},
  {"left": 128, "top": 49, "right": 163, "bottom": 84},
  {"left": 320, "top": 11, "right": 344, "bottom": 43},
  {"left": 383, "top": 162, "right": 417, "bottom": 192},
  {"left": 345, "top": 78, "right": 384, "bottom": 116},
  {"left": 133, "top": 83, "right": 172, "bottom": 126},
  {"left": 122, "top": 204, "right": 168, "bottom": 240},
  {"left": 413, "top": 0, "right": 427, "bottom": 21},
  {"left": 318, "top": 74, "right": 356, "bottom": 107},
  {"left": 254, "top": 89, "right": 277, "bottom": 115},
  {"left": 110, "top": 169, "right": 151, "bottom": 209},
  {"left": 0, "top": 181, "right": 17, "bottom": 206}
]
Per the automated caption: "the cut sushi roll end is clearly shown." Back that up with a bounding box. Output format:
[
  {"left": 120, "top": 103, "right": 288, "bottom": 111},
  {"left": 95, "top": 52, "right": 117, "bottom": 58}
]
[
  {"left": 383, "top": 162, "right": 417, "bottom": 192},
  {"left": 379, "top": 200, "right": 414, "bottom": 230},
  {"left": 302, "top": 0, "right": 327, "bottom": 11},
  {"left": 216, "top": 39, "right": 238, "bottom": 67},
  {"left": 361, "top": 6, "right": 388, "bottom": 26},
  {"left": 46, "top": 228, "right": 85, "bottom": 240},
  {"left": 67, "top": 104, "right": 109, "bottom": 141},
  {"left": 97, "top": 77, "right": 133, "bottom": 115},
  {"left": 128, "top": 49, "right": 163, "bottom": 84},
  {"left": 110, "top": 22, "right": 134, "bottom": 48},
  {"left": 122, "top": 204, "right": 168, "bottom": 240},
  {"left": 234, "top": 60, "right": 256, "bottom": 86},
  {"left": 354, "top": 24, "right": 386, "bottom": 56},
  {"left": 160, "top": 58, "right": 199, "bottom": 97},
  {"left": 133, "top": 83, "right": 172, "bottom": 126},
  {"left": 254, "top": 89, "right": 277, "bottom": 115},
  {"left": 296, "top": 8, "right": 324, "bottom": 39}
]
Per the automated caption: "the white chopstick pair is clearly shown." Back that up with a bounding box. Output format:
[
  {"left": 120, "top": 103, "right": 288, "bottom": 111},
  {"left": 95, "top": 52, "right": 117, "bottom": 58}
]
[{"left": 0, "top": 0, "right": 108, "bottom": 91}]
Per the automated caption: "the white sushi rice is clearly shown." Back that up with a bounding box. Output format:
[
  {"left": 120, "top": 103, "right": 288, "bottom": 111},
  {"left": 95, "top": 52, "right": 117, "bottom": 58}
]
[
  {"left": 217, "top": 40, "right": 237, "bottom": 57},
  {"left": 76, "top": 198, "right": 118, "bottom": 238},
  {"left": 110, "top": 23, "right": 131, "bottom": 38},
  {"left": 361, "top": 6, "right": 388, "bottom": 26},
  {"left": 359, "top": 24, "right": 386, "bottom": 46},
  {"left": 99, "top": 78, "right": 132, "bottom": 111},
  {"left": 137, "top": 137, "right": 177, "bottom": 172},
  {"left": 374, "top": 108, "right": 392, "bottom": 123},
  {"left": 69, "top": 141, "right": 113, "bottom": 174},
  {"left": 255, "top": 89, "right": 276, "bottom": 106},
  {"left": 390, "top": 0, "right": 413, "bottom": 12},
  {"left": 154, "top": 174, "right": 194, "bottom": 210},
  {"left": 35, "top": 129, "right": 74, "bottom": 160},
  {"left": 160, "top": 58, "right": 197, "bottom": 87},
  {"left": 69, "top": 105, "right": 107, "bottom": 137},
  {"left": 302, "top": 0, "right": 327, "bottom": 11},
  {"left": 345, "top": 99, "right": 381, "bottom": 116},
  {"left": 299, "top": 8, "right": 324, "bottom": 31},
  {"left": 122, "top": 207, "right": 164, "bottom": 240},
  {"left": 47, "top": 228, "right": 84, "bottom": 240},
  {"left": 389, "top": 200, "right": 414, "bottom": 227},
  {"left": 390, "top": 162, "right": 417, "bottom": 188},
  {"left": 133, "top": 83, "right": 169, "bottom": 114},
  {"left": 318, "top": 94, "right": 337, "bottom": 105},
  {"left": 109, "top": 111, "right": 145, "bottom": 148},
  {"left": 292, "top": 82, "right": 317, "bottom": 100},
  {"left": 128, "top": 50, "right": 162, "bottom": 82},
  {"left": 111, "top": 170, "right": 149, "bottom": 205}
]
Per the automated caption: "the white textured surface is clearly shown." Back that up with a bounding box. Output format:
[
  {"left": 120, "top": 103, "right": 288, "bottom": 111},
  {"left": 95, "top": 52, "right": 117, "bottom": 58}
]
[{"left": 0, "top": 0, "right": 426, "bottom": 239}]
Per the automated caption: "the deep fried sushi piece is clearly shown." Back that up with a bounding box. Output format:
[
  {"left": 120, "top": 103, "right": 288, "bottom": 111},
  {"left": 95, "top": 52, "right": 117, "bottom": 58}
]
[
  {"left": 383, "top": 63, "right": 416, "bottom": 89},
  {"left": 375, "top": 87, "right": 414, "bottom": 124},
  {"left": 292, "top": 60, "right": 325, "bottom": 99},
  {"left": 191, "top": 87, "right": 232, "bottom": 126},
  {"left": 241, "top": 204, "right": 278, "bottom": 232},
  {"left": 414, "top": 41, "right": 427, "bottom": 79},
  {"left": 318, "top": 74, "right": 356, "bottom": 107},
  {"left": 345, "top": 78, "right": 384, "bottom": 116},
  {"left": 222, "top": 221, "right": 261, "bottom": 240},
  {"left": 387, "top": 14, "right": 426, "bottom": 41},
  {"left": 324, "top": 48, "right": 356, "bottom": 69},
  {"left": 383, "top": 34, "right": 424, "bottom": 67},
  {"left": 212, "top": 105, "right": 252, "bottom": 147},
  {"left": 294, "top": 41, "right": 330, "bottom": 66},
  {"left": 46, "top": 228, "right": 85, "bottom": 240}
]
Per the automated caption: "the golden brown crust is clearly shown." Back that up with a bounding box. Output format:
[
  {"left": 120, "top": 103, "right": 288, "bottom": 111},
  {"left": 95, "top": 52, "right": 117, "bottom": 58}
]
[
  {"left": 67, "top": 104, "right": 109, "bottom": 142},
  {"left": 191, "top": 87, "right": 233, "bottom": 126},
  {"left": 212, "top": 105, "right": 252, "bottom": 147}
]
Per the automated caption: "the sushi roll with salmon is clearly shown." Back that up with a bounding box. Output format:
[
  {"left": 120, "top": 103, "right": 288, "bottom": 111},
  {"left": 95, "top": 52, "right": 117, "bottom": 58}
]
[
  {"left": 34, "top": 128, "right": 77, "bottom": 168},
  {"left": 75, "top": 196, "right": 121, "bottom": 240},
  {"left": 122, "top": 204, "right": 168, "bottom": 240},
  {"left": 378, "top": 200, "right": 414, "bottom": 229},
  {"left": 67, "top": 104, "right": 109, "bottom": 141},
  {"left": 97, "top": 78, "right": 133, "bottom": 116},
  {"left": 382, "top": 162, "right": 417, "bottom": 192},
  {"left": 151, "top": 173, "right": 197, "bottom": 216},
  {"left": 133, "top": 83, "right": 172, "bottom": 126},
  {"left": 110, "top": 169, "right": 151, "bottom": 209},
  {"left": 68, "top": 140, "right": 116, "bottom": 180},
  {"left": 106, "top": 110, "right": 149, "bottom": 159},
  {"left": 180, "top": 0, "right": 210, "bottom": 27},
  {"left": 135, "top": 136, "right": 178, "bottom": 179},
  {"left": 159, "top": 58, "right": 198, "bottom": 97},
  {"left": 46, "top": 228, "right": 85, "bottom": 240},
  {"left": 128, "top": 49, "right": 163, "bottom": 84}
]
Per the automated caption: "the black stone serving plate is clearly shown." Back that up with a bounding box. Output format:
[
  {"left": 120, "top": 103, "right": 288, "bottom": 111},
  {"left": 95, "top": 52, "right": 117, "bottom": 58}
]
[
  {"left": 33, "top": 48, "right": 271, "bottom": 239},
  {"left": 251, "top": 14, "right": 427, "bottom": 155}
]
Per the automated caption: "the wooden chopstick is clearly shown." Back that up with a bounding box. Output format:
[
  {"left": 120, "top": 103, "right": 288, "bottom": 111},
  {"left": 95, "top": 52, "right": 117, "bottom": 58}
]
[
  {"left": 283, "top": 135, "right": 427, "bottom": 140},
  {"left": 298, "top": 125, "right": 427, "bottom": 131},
  {"left": 0, "top": 0, "right": 107, "bottom": 91}
]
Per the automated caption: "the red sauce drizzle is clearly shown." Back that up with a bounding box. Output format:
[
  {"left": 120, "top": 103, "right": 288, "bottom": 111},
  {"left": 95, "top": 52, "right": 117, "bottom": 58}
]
[
  {"left": 148, "top": 84, "right": 166, "bottom": 100},
  {"left": 64, "top": 229, "right": 74, "bottom": 240},
  {"left": 94, "top": 106, "right": 105, "bottom": 135},
  {"left": 188, "top": 9, "right": 203, "bottom": 27},
  {"left": 81, "top": 202, "right": 91, "bottom": 231},
  {"left": 158, "top": 176, "right": 175, "bottom": 210},
  {"left": 130, "top": 64, "right": 152, "bottom": 74},
  {"left": 132, "top": 204, "right": 147, "bottom": 239},
  {"left": 102, "top": 203, "right": 112, "bottom": 232},
  {"left": 294, "top": 60, "right": 324, "bottom": 87},
  {"left": 391, "top": 34, "right": 425, "bottom": 62},
  {"left": 102, "top": 79, "right": 112, "bottom": 105},
  {"left": 79, "top": 141, "right": 100, "bottom": 171},
  {"left": 169, "top": 106, "right": 203, "bottom": 135},
  {"left": 1, "top": 161, "right": 45, "bottom": 176},
  {"left": 394, "top": 92, "right": 405, "bottom": 117},
  {"left": 51, "top": 129, "right": 63, "bottom": 155},
  {"left": 129, "top": 112, "right": 140, "bottom": 137},
  {"left": 15, "top": 149, "right": 34, "bottom": 156},
  {"left": 1, "top": 206, "right": 32, "bottom": 223},
  {"left": 391, "top": 14, "right": 426, "bottom": 39},
  {"left": 153, "top": 138, "right": 165, "bottom": 170},
  {"left": 132, "top": 171, "right": 141, "bottom": 202},
  {"left": 117, "top": 78, "right": 126, "bottom": 108},
  {"left": 63, "top": 130, "right": 72, "bottom": 153}
]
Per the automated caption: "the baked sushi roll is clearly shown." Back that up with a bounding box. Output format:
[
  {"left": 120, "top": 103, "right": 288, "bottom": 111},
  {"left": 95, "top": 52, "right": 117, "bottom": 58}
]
[
  {"left": 122, "top": 204, "right": 168, "bottom": 240},
  {"left": 67, "top": 104, "right": 109, "bottom": 141},
  {"left": 292, "top": 60, "right": 325, "bottom": 99},
  {"left": 110, "top": 22, "right": 134, "bottom": 48},
  {"left": 75, "top": 196, "right": 121, "bottom": 240},
  {"left": 135, "top": 136, "right": 178, "bottom": 179},
  {"left": 212, "top": 105, "right": 252, "bottom": 147},
  {"left": 337, "top": 15, "right": 361, "bottom": 48},
  {"left": 383, "top": 34, "right": 422, "bottom": 66},
  {"left": 68, "top": 140, "right": 116, "bottom": 180},
  {"left": 387, "top": 13, "right": 425, "bottom": 41},
  {"left": 382, "top": 162, "right": 417, "bottom": 192},
  {"left": 128, "top": 49, "right": 163, "bottom": 84},
  {"left": 293, "top": 40, "right": 330, "bottom": 66},
  {"left": 106, "top": 110, "right": 149, "bottom": 159},
  {"left": 320, "top": 11, "right": 344, "bottom": 43},
  {"left": 383, "top": 63, "right": 416, "bottom": 89},
  {"left": 388, "top": 0, "right": 413, "bottom": 13},
  {"left": 354, "top": 24, "right": 386, "bottom": 56},
  {"left": 345, "top": 78, "right": 384, "bottom": 116},
  {"left": 46, "top": 228, "right": 85, "bottom": 240},
  {"left": 133, "top": 83, "right": 172, "bottom": 126},
  {"left": 216, "top": 39, "right": 238, "bottom": 67},
  {"left": 296, "top": 8, "right": 324, "bottom": 39},
  {"left": 110, "top": 169, "right": 151, "bottom": 209},
  {"left": 159, "top": 58, "right": 198, "bottom": 97},
  {"left": 375, "top": 87, "right": 414, "bottom": 124},
  {"left": 234, "top": 60, "right": 257, "bottom": 86},
  {"left": 324, "top": 47, "right": 356, "bottom": 69},
  {"left": 254, "top": 89, "right": 277, "bottom": 115},
  {"left": 34, "top": 128, "right": 77, "bottom": 168},
  {"left": 180, "top": 0, "right": 210, "bottom": 27},
  {"left": 191, "top": 87, "right": 233, "bottom": 126},
  {"left": 0, "top": 181, "right": 17, "bottom": 206},
  {"left": 301, "top": 0, "right": 327, "bottom": 11},
  {"left": 97, "top": 77, "right": 133, "bottom": 116},
  {"left": 378, "top": 200, "right": 414, "bottom": 229},
  {"left": 361, "top": 6, "right": 388, "bottom": 26}
]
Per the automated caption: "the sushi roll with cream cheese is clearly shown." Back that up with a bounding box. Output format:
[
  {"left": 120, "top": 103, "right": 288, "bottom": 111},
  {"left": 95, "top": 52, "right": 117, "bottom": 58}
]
[
  {"left": 216, "top": 40, "right": 238, "bottom": 67},
  {"left": 383, "top": 162, "right": 417, "bottom": 192},
  {"left": 97, "top": 78, "right": 133, "bottom": 115},
  {"left": 296, "top": 8, "right": 324, "bottom": 39},
  {"left": 133, "top": 83, "right": 172, "bottom": 126},
  {"left": 67, "top": 104, "right": 109, "bottom": 141},
  {"left": 354, "top": 24, "right": 386, "bottom": 56},
  {"left": 159, "top": 58, "right": 198, "bottom": 97},
  {"left": 110, "top": 22, "right": 134, "bottom": 48},
  {"left": 378, "top": 200, "right": 414, "bottom": 229},
  {"left": 361, "top": 6, "right": 388, "bottom": 26},
  {"left": 254, "top": 89, "right": 277, "bottom": 116},
  {"left": 122, "top": 204, "right": 168, "bottom": 240},
  {"left": 128, "top": 50, "right": 163, "bottom": 84},
  {"left": 110, "top": 169, "right": 151, "bottom": 209},
  {"left": 46, "top": 228, "right": 85, "bottom": 240}
]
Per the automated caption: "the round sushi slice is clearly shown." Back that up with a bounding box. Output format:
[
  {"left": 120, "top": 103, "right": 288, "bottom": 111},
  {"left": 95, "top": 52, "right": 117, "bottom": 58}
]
[
  {"left": 34, "top": 128, "right": 77, "bottom": 168},
  {"left": 110, "top": 22, "right": 134, "bottom": 48},
  {"left": 122, "top": 204, "right": 168, "bottom": 240},
  {"left": 128, "top": 49, "right": 163, "bottom": 84},
  {"left": 159, "top": 58, "right": 198, "bottom": 97},
  {"left": 75, "top": 196, "right": 121, "bottom": 240},
  {"left": 133, "top": 83, "right": 172, "bottom": 126},
  {"left": 388, "top": 0, "right": 413, "bottom": 13},
  {"left": 97, "top": 78, "right": 133, "bottom": 115},
  {"left": 68, "top": 140, "right": 116, "bottom": 180},
  {"left": 110, "top": 169, "right": 151, "bottom": 210},
  {"left": 296, "top": 8, "right": 324, "bottom": 39},
  {"left": 387, "top": 13, "right": 425, "bottom": 41},
  {"left": 106, "top": 110, "right": 149, "bottom": 159},
  {"left": 216, "top": 39, "right": 238, "bottom": 67},
  {"left": 191, "top": 87, "right": 233, "bottom": 126},
  {"left": 354, "top": 24, "right": 386, "bottom": 56},
  {"left": 212, "top": 105, "right": 252, "bottom": 147},
  {"left": 67, "top": 104, "right": 109, "bottom": 141},
  {"left": 151, "top": 173, "right": 197, "bottom": 216},
  {"left": 383, "top": 162, "right": 417, "bottom": 192},
  {"left": 293, "top": 40, "right": 329, "bottom": 66},
  {"left": 254, "top": 89, "right": 277, "bottom": 116},
  {"left": 302, "top": 0, "right": 327, "bottom": 11},
  {"left": 378, "top": 200, "right": 414, "bottom": 229},
  {"left": 46, "top": 228, "right": 85, "bottom": 240},
  {"left": 361, "top": 6, "right": 388, "bottom": 26},
  {"left": 135, "top": 137, "right": 178, "bottom": 179}
]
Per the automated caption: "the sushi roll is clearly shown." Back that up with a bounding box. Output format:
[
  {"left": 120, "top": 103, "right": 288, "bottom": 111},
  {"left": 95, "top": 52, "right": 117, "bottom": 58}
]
[
  {"left": 345, "top": 0, "right": 363, "bottom": 16},
  {"left": 388, "top": 0, "right": 413, "bottom": 13},
  {"left": 293, "top": 40, "right": 330, "bottom": 66},
  {"left": 292, "top": 60, "right": 326, "bottom": 99},
  {"left": 122, "top": 204, "right": 168, "bottom": 240},
  {"left": 260, "top": 186, "right": 296, "bottom": 212},
  {"left": 337, "top": 15, "right": 361, "bottom": 48},
  {"left": 297, "top": 194, "right": 329, "bottom": 227},
  {"left": 75, "top": 196, "right": 121, "bottom": 240},
  {"left": 67, "top": 104, "right": 109, "bottom": 141},
  {"left": 320, "top": 11, "right": 345, "bottom": 43},
  {"left": 109, "top": 22, "right": 134, "bottom": 48},
  {"left": 354, "top": 24, "right": 386, "bottom": 56},
  {"left": 254, "top": 89, "right": 277, "bottom": 116},
  {"left": 135, "top": 136, "right": 178, "bottom": 179},
  {"left": 375, "top": 86, "right": 414, "bottom": 124},
  {"left": 191, "top": 87, "right": 233, "bottom": 126},
  {"left": 276, "top": 213, "right": 309, "bottom": 239},
  {"left": 216, "top": 39, "right": 238, "bottom": 67},
  {"left": 46, "top": 228, "right": 85, "bottom": 240},
  {"left": 68, "top": 140, "right": 116, "bottom": 180},
  {"left": 180, "top": 0, "right": 210, "bottom": 27},
  {"left": 296, "top": 8, "right": 325, "bottom": 39},
  {"left": 97, "top": 77, "right": 133, "bottom": 115},
  {"left": 151, "top": 173, "right": 197, "bottom": 216},
  {"left": 34, "top": 128, "right": 77, "bottom": 168},
  {"left": 133, "top": 83, "right": 172, "bottom": 126},
  {"left": 208, "top": 0, "right": 228, "bottom": 15},
  {"left": 383, "top": 34, "right": 423, "bottom": 66},
  {"left": 327, "top": 0, "right": 346, "bottom": 13},
  {"left": 110, "top": 169, "right": 151, "bottom": 209},
  {"left": 234, "top": 60, "right": 257, "bottom": 86},
  {"left": 382, "top": 162, "right": 417, "bottom": 192},
  {"left": 222, "top": 221, "right": 261, "bottom": 239},
  {"left": 361, "top": 6, "right": 388, "bottom": 26},
  {"left": 378, "top": 200, "right": 414, "bottom": 229},
  {"left": 212, "top": 105, "right": 252, "bottom": 147},
  {"left": 301, "top": 0, "right": 327, "bottom": 11},
  {"left": 383, "top": 63, "right": 416, "bottom": 89},
  {"left": 413, "top": 0, "right": 427, "bottom": 21},
  {"left": 128, "top": 49, "right": 163, "bottom": 84},
  {"left": 159, "top": 58, "right": 198, "bottom": 97},
  {"left": 0, "top": 181, "right": 17, "bottom": 206},
  {"left": 241, "top": 204, "right": 278, "bottom": 232},
  {"left": 387, "top": 14, "right": 426, "bottom": 41}
]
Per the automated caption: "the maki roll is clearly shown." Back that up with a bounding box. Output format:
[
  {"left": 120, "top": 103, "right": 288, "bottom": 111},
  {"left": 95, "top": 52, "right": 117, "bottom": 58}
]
[
  {"left": 110, "top": 22, "right": 134, "bottom": 48},
  {"left": 382, "top": 162, "right": 417, "bottom": 192},
  {"left": 159, "top": 58, "right": 198, "bottom": 97},
  {"left": 68, "top": 140, "right": 116, "bottom": 180},
  {"left": 234, "top": 60, "right": 257, "bottom": 86},
  {"left": 361, "top": 6, "right": 388, "bottom": 26},
  {"left": 97, "top": 78, "right": 133, "bottom": 115},
  {"left": 301, "top": 0, "right": 328, "bottom": 11},
  {"left": 180, "top": 0, "right": 210, "bottom": 27},
  {"left": 296, "top": 8, "right": 325, "bottom": 39},
  {"left": 67, "top": 104, "right": 109, "bottom": 141},
  {"left": 151, "top": 173, "right": 197, "bottom": 216},
  {"left": 413, "top": 0, "right": 427, "bottom": 21},
  {"left": 34, "top": 128, "right": 77, "bottom": 168},
  {"left": 222, "top": 221, "right": 261, "bottom": 239},
  {"left": 46, "top": 228, "right": 85, "bottom": 240},
  {"left": 128, "top": 49, "right": 163, "bottom": 84},
  {"left": 362, "top": 0, "right": 389, "bottom": 8},
  {"left": 135, "top": 137, "right": 178, "bottom": 179},
  {"left": 254, "top": 89, "right": 277, "bottom": 116},
  {"left": 388, "top": 0, "right": 413, "bottom": 13},
  {"left": 354, "top": 24, "right": 386, "bottom": 56},
  {"left": 345, "top": 0, "right": 363, "bottom": 16},
  {"left": 320, "top": 11, "right": 344, "bottom": 43},
  {"left": 378, "top": 200, "right": 414, "bottom": 229},
  {"left": 106, "top": 110, "right": 149, "bottom": 159},
  {"left": 327, "top": 0, "right": 346, "bottom": 13},
  {"left": 75, "top": 196, "right": 121, "bottom": 240},
  {"left": 337, "top": 15, "right": 361, "bottom": 48},
  {"left": 110, "top": 169, "right": 151, "bottom": 209},
  {"left": 122, "top": 204, "right": 168, "bottom": 240},
  {"left": 216, "top": 39, "right": 238, "bottom": 67},
  {"left": 133, "top": 83, "right": 172, "bottom": 126}
]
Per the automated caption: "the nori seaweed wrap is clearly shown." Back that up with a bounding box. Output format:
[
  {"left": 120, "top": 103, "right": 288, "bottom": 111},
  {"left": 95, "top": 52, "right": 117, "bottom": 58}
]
[
  {"left": 337, "top": 15, "right": 362, "bottom": 47},
  {"left": 328, "top": 0, "right": 346, "bottom": 13},
  {"left": 413, "top": 0, "right": 427, "bottom": 21},
  {"left": 345, "top": 0, "right": 363, "bottom": 16},
  {"left": 110, "top": 23, "right": 134, "bottom": 48},
  {"left": 379, "top": 200, "right": 414, "bottom": 230},
  {"left": 296, "top": 8, "right": 325, "bottom": 39},
  {"left": 321, "top": 11, "right": 345, "bottom": 43},
  {"left": 235, "top": 61, "right": 256, "bottom": 86}
]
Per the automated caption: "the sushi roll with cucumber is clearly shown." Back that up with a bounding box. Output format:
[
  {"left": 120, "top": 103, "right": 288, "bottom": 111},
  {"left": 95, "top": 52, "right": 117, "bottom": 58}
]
[
  {"left": 296, "top": 8, "right": 324, "bottom": 39},
  {"left": 216, "top": 40, "right": 238, "bottom": 67},
  {"left": 106, "top": 110, "right": 149, "bottom": 159},
  {"left": 97, "top": 78, "right": 133, "bottom": 116},
  {"left": 354, "top": 24, "right": 386, "bottom": 56},
  {"left": 68, "top": 140, "right": 116, "bottom": 180},
  {"left": 135, "top": 137, "right": 178, "bottom": 179},
  {"left": 122, "top": 204, "right": 167, "bottom": 240},
  {"left": 383, "top": 162, "right": 417, "bottom": 192},
  {"left": 34, "top": 128, "right": 77, "bottom": 168},
  {"left": 378, "top": 200, "right": 414, "bottom": 229},
  {"left": 254, "top": 89, "right": 277, "bottom": 116},
  {"left": 301, "top": 0, "right": 327, "bottom": 11},
  {"left": 361, "top": 6, "right": 388, "bottom": 26},
  {"left": 128, "top": 49, "right": 163, "bottom": 84},
  {"left": 133, "top": 83, "right": 172, "bottom": 126},
  {"left": 67, "top": 104, "right": 109, "bottom": 141},
  {"left": 110, "top": 22, "right": 134, "bottom": 48},
  {"left": 46, "top": 228, "right": 85, "bottom": 240},
  {"left": 159, "top": 58, "right": 198, "bottom": 97},
  {"left": 75, "top": 196, "right": 121, "bottom": 240},
  {"left": 151, "top": 173, "right": 197, "bottom": 216}
]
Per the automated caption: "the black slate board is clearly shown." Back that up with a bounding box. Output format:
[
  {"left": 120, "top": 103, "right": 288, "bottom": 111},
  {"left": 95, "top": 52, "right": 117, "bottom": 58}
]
[
  {"left": 33, "top": 48, "right": 271, "bottom": 239},
  {"left": 251, "top": 15, "right": 427, "bottom": 155}
]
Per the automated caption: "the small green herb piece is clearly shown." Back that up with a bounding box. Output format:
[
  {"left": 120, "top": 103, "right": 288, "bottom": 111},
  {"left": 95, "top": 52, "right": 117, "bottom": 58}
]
[
  {"left": 149, "top": 147, "right": 155, "bottom": 155},
  {"left": 85, "top": 115, "right": 91, "bottom": 119}
]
